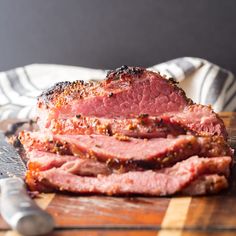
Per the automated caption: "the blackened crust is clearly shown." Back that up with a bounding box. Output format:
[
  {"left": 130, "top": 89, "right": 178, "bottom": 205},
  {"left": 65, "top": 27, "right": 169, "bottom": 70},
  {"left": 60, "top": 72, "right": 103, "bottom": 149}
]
[
  {"left": 38, "top": 81, "right": 72, "bottom": 104},
  {"left": 38, "top": 80, "right": 93, "bottom": 107},
  {"left": 106, "top": 65, "right": 144, "bottom": 79}
]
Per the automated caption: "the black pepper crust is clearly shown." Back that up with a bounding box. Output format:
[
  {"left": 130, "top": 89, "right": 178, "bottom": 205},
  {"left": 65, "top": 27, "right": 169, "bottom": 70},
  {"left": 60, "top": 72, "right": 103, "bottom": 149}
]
[
  {"left": 168, "top": 77, "right": 178, "bottom": 84},
  {"left": 37, "top": 80, "right": 95, "bottom": 106},
  {"left": 105, "top": 66, "right": 192, "bottom": 104},
  {"left": 38, "top": 81, "right": 72, "bottom": 104},
  {"left": 106, "top": 65, "right": 145, "bottom": 78}
]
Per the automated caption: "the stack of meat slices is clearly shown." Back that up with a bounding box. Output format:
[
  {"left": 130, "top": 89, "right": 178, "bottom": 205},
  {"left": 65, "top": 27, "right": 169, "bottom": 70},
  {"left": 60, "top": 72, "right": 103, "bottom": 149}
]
[{"left": 19, "top": 66, "right": 233, "bottom": 196}]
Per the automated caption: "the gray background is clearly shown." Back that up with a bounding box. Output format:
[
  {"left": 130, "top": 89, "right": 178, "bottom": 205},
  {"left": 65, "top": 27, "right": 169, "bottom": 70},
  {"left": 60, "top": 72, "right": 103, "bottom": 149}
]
[{"left": 0, "top": 0, "right": 235, "bottom": 74}]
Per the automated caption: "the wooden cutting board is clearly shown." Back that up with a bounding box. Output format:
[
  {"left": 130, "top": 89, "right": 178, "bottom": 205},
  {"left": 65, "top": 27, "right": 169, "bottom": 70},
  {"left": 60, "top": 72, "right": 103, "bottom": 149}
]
[{"left": 0, "top": 112, "right": 236, "bottom": 236}]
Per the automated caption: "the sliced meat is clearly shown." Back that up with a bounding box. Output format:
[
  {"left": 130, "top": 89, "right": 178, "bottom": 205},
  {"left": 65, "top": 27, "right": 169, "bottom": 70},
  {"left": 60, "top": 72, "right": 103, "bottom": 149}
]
[
  {"left": 59, "top": 160, "right": 111, "bottom": 176},
  {"left": 27, "top": 151, "right": 230, "bottom": 194},
  {"left": 47, "top": 115, "right": 186, "bottom": 138},
  {"left": 167, "top": 104, "right": 227, "bottom": 138},
  {"left": 181, "top": 174, "right": 228, "bottom": 195},
  {"left": 36, "top": 66, "right": 227, "bottom": 138},
  {"left": 20, "top": 65, "right": 232, "bottom": 196},
  {"left": 45, "top": 105, "right": 226, "bottom": 139},
  {"left": 27, "top": 151, "right": 78, "bottom": 171},
  {"left": 37, "top": 66, "right": 190, "bottom": 124},
  {"left": 19, "top": 132, "right": 232, "bottom": 170},
  {"left": 25, "top": 156, "right": 232, "bottom": 195},
  {"left": 27, "top": 151, "right": 111, "bottom": 176}
]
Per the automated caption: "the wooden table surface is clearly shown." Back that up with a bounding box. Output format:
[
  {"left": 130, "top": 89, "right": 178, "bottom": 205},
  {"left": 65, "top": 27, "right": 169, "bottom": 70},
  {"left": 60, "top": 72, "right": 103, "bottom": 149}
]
[{"left": 0, "top": 112, "right": 236, "bottom": 236}]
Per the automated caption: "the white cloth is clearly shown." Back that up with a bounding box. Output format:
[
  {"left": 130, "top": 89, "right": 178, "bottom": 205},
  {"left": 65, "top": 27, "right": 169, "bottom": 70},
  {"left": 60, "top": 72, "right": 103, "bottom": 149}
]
[{"left": 0, "top": 57, "right": 235, "bottom": 120}]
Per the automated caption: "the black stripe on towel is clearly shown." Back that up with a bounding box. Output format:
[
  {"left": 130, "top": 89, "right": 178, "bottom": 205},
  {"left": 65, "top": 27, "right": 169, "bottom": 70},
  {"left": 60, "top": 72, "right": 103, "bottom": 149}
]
[
  {"left": 173, "top": 59, "right": 196, "bottom": 76},
  {"left": 204, "top": 69, "right": 229, "bottom": 105},
  {"left": 199, "top": 65, "right": 213, "bottom": 103},
  {"left": 5, "top": 69, "right": 33, "bottom": 97},
  {"left": 165, "top": 69, "right": 176, "bottom": 79},
  {"left": 23, "top": 67, "right": 41, "bottom": 91},
  {"left": 223, "top": 91, "right": 236, "bottom": 110},
  {"left": 225, "top": 75, "right": 235, "bottom": 93},
  {"left": 0, "top": 82, "right": 10, "bottom": 103}
]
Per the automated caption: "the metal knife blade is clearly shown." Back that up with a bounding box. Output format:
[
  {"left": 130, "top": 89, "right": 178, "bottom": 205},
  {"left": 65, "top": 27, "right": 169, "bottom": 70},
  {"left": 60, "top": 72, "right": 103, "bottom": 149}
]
[
  {"left": 0, "top": 132, "right": 26, "bottom": 178},
  {"left": 0, "top": 131, "right": 54, "bottom": 236}
]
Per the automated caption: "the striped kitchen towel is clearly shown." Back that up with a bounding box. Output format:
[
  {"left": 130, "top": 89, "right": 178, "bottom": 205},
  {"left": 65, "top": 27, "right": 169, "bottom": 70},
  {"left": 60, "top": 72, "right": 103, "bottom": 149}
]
[{"left": 0, "top": 57, "right": 235, "bottom": 120}]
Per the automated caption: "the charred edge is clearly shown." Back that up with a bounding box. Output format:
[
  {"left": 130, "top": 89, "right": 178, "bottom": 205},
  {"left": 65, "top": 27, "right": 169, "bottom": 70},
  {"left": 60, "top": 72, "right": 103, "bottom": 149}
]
[
  {"left": 38, "top": 80, "right": 91, "bottom": 105},
  {"left": 106, "top": 66, "right": 144, "bottom": 79},
  {"left": 105, "top": 158, "right": 164, "bottom": 171},
  {"left": 108, "top": 92, "right": 114, "bottom": 98},
  {"left": 170, "top": 82, "right": 193, "bottom": 106},
  {"left": 38, "top": 81, "right": 72, "bottom": 104},
  {"left": 138, "top": 113, "right": 149, "bottom": 119},
  {"left": 168, "top": 77, "right": 178, "bottom": 84}
]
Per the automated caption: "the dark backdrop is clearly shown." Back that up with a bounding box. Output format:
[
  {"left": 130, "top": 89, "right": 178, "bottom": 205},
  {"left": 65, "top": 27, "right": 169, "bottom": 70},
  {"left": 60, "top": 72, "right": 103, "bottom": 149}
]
[{"left": 0, "top": 0, "right": 235, "bottom": 74}]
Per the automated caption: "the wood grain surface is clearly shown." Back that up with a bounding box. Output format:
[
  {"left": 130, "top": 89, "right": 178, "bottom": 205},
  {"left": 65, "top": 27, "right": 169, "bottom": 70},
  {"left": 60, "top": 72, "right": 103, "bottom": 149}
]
[{"left": 0, "top": 113, "right": 236, "bottom": 236}]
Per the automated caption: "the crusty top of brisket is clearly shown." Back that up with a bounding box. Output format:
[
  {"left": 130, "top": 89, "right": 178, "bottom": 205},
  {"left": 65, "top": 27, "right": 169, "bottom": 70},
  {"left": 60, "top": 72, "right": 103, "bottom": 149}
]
[
  {"left": 38, "top": 66, "right": 190, "bottom": 108},
  {"left": 37, "top": 66, "right": 191, "bottom": 120}
]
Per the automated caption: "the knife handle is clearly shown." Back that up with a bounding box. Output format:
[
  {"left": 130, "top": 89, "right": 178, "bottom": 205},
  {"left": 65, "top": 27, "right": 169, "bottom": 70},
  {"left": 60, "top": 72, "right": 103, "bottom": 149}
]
[{"left": 0, "top": 177, "right": 54, "bottom": 236}]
